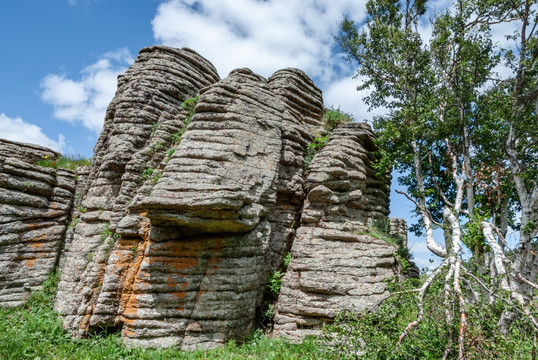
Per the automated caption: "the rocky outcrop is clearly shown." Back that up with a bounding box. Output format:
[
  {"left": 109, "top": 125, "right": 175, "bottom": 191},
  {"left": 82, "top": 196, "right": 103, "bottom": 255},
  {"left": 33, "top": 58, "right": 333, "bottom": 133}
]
[
  {"left": 0, "top": 139, "right": 75, "bottom": 307},
  {"left": 54, "top": 45, "right": 221, "bottom": 337},
  {"left": 0, "top": 45, "right": 408, "bottom": 350},
  {"left": 104, "top": 67, "right": 326, "bottom": 350},
  {"left": 273, "top": 123, "right": 397, "bottom": 340}
]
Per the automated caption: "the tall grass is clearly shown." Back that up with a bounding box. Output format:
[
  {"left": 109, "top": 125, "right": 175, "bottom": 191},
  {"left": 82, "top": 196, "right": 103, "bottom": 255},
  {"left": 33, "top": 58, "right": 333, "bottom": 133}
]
[{"left": 0, "top": 273, "right": 319, "bottom": 360}]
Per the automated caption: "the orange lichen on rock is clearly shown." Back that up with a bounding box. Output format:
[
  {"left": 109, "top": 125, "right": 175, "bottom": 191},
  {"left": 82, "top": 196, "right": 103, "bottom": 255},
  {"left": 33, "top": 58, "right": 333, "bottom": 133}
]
[{"left": 24, "top": 259, "right": 37, "bottom": 268}]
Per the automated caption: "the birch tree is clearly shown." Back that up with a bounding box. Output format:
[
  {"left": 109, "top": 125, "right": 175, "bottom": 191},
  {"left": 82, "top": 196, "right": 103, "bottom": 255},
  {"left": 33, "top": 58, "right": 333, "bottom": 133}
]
[{"left": 335, "top": 0, "right": 537, "bottom": 357}]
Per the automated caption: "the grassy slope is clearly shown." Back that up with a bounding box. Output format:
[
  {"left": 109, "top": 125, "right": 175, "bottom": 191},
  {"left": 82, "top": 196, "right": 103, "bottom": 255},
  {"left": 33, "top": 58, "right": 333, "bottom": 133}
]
[{"left": 0, "top": 274, "right": 319, "bottom": 360}]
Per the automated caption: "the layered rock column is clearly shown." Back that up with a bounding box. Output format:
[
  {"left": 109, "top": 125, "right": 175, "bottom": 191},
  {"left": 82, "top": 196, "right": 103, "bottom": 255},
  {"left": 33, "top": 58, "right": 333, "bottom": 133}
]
[
  {"left": 54, "top": 46, "right": 221, "bottom": 335},
  {"left": 109, "top": 68, "right": 324, "bottom": 350},
  {"left": 54, "top": 45, "right": 327, "bottom": 350},
  {"left": 0, "top": 139, "right": 76, "bottom": 307},
  {"left": 0, "top": 44, "right": 409, "bottom": 349},
  {"left": 273, "top": 123, "right": 398, "bottom": 340}
]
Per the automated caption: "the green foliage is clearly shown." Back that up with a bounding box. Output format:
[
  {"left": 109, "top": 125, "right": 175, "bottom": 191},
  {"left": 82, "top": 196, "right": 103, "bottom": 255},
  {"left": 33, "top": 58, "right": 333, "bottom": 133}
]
[
  {"left": 321, "top": 277, "right": 536, "bottom": 359},
  {"left": 142, "top": 167, "right": 154, "bottom": 180},
  {"left": 462, "top": 214, "right": 490, "bottom": 256},
  {"left": 323, "top": 106, "right": 353, "bottom": 131},
  {"left": 151, "top": 122, "right": 161, "bottom": 135},
  {"left": 100, "top": 222, "right": 112, "bottom": 241},
  {"left": 149, "top": 141, "right": 164, "bottom": 156},
  {"left": 36, "top": 155, "right": 92, "bottom": 170},
  {"left": 304, "top": 134, "right": 329, "bottom": 170},
  {"left": 171, "top": 95, "right": 199, "bottom": 144},
  {"left": 337, "top": 0, "right": 537, "bottom": 239},
  {"left": 356, "top": 220, "right": 410, "bottom": 259},
  {"left": 68, "top": 217, "right": 79, "bottom": 229},
  {"left": 167, "top": 148, "right": 175, "bottom": 161},
  {"left": 181, "top": 95, "right": 199, "bottom": 114},
  {"left": 282, "top": 252, "right": 292, "bottom": 268},
  {"left": 266, "top": 252, "right": 292, "bottom": 297},
  {"left": 151, "top": 171, "right": 162, "bottom": 185},
  {"left": 0, "top": 276, "right": 319, "bottom": 359},
  {"left": 266, "top": 270, "right": 285, "bottom": 297}
]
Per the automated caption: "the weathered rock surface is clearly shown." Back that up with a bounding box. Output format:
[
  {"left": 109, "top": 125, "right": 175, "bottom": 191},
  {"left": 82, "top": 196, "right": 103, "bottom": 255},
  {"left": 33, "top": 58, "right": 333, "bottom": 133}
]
[
  {"left": 0, "top": 139, "right": 75, "bottom": 307},
  {"left": 106, "top": 67, "right": 326, "bottom": 350},
  {"left": 54, "top": 45, "right": 221, "bottom": 338},
  {"left": 273, "top": 123, "right": 398, "bottom": 341},
  {"left": 0, "top": 45, "right": 409, "bottom": 350}
]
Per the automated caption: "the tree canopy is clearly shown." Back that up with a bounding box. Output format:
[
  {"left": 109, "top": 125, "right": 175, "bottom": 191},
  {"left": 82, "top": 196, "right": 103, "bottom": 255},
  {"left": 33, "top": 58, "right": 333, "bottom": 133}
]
[{"left": 331, "top": 0, "right": 537, "bottom": 357}]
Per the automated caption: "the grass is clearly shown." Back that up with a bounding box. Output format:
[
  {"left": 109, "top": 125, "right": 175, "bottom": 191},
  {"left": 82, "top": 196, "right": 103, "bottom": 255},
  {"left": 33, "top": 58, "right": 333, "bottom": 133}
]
[
  {"left": 36, "top": 155, "right": 92, "bottom": 170},
  {"left": 0, "top": 273, "right": 320, "bottom": 360}
]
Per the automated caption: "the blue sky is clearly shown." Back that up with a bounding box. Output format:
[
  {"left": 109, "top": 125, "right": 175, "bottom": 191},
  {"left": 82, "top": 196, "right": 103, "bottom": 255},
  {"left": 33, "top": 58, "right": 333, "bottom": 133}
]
[{"left": 6, "top": 0, "right": 515, "bottom": 269}]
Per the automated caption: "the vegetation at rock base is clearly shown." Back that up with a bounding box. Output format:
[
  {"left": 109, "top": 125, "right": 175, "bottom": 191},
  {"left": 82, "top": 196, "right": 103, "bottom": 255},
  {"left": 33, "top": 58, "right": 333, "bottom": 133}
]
[
  {"left": 266, "top": 252, "right": 292, "bottom": 297},
  {"left": 321, "top": 278, "right": 535, "bottom": 359},
  {"left": 36, "top": 154, "right": 92, "bottom": 170},
  {"left": 0, "top": 273, "right": 319, "bottom": 360},
  {"left": 333, "top": 0, "right": 537, "bottom": 357}
]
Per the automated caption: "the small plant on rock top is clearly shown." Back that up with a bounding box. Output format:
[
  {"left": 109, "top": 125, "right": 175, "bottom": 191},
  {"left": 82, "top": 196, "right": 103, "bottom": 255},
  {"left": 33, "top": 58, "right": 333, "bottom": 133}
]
[
  {"left": 322, "top": 106, "right": 353, "bottom": 131},
  {"left": 35, "top": 155, "right": 92, "bottom": 170}
]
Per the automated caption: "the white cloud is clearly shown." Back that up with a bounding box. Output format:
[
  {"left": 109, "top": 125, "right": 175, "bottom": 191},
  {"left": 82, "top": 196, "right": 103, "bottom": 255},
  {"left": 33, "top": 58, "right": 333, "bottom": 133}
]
[
  {"left": 152, "top": 0, "right": 367, "bottom": 85},
  {"left": 0, "top": 113, "right": 66, "bottom": 152},
  {"left": 41, "top": 48, "right": 134, "bottom": 133}
]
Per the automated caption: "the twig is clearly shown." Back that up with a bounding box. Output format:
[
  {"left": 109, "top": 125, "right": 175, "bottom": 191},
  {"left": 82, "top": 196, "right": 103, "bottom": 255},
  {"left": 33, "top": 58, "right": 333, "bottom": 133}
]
[
  {"left": 397, "top": 261, "right": 448, "bottom": 344},
  {"left": 395, "top": 190, "right": 443, "bottom": 227}
]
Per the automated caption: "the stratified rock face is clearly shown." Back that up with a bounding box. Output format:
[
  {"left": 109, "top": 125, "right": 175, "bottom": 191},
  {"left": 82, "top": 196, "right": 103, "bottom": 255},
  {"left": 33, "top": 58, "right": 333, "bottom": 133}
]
[
  {"left": 0, "top": 45, "right": 405, "bottom": 350},
  {"left": 136, "top": 68, "right": 285, "bottom": 233},
  {"left": 104, "top": 68, "right": 323, "bottom": 350},
  {"left": 53, "top": 44, "right": 326, "bottom": 350},
  {"left": 389, "top": 217, "right": 408, "bottom": 247},
  {"left": 0, "top": 139, "right": 75, "bottom": 307},
  {"left": 273, "top": 123, "right": 397, "bottom": 341},
  {"left": 54, "top": 46, "right": 221, "bottom": 335}
]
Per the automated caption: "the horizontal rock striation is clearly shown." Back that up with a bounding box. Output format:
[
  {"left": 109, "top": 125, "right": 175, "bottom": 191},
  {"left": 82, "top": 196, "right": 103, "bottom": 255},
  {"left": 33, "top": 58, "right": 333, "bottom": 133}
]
[
  {"left": 113, "top": 68, "right": 325, "bottom": 350},
  {"left": 136, "top": 68, "right": 285, "bottom": 233},
  {"left": 53, "top": 44, "right": 326, "bottom": 350},
  {"left": 54, "top": 45, "right": 221, "bottom": 336},
  {"left": 0, "top": 140, "right": 75, "bottom": 307},
  {"left": 273, "top": 123, "right": 398, "bottom": 340},
  {"left": 0, "top": 45, "right": 408, "bottom": 350}
]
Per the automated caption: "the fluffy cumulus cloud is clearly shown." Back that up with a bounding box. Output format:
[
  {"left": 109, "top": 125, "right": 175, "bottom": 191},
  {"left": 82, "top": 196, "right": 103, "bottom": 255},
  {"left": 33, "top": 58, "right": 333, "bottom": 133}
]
[
  {"left": 41, "top": 48, "right": 134, "bottom": 133},
  {"left": 152, "top": 0, "right": 366, "bottom": 85},
  {"left": 0, "top": 113, "right": 66, "bottom": 152}
]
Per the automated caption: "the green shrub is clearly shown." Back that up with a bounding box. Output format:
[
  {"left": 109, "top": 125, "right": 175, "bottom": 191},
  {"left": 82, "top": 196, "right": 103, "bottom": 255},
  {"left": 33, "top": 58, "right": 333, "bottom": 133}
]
[
  {"left": 304, "top": 134, "right": 329, "bottom": 171},
  {"left": 320, "top": 276, "right": 536, "bottom": 359},
  {"left": 181, "top": 95, "right": 199, "bottom": 114},
  {"left": 171, "top": 95, "right": 199, "bottom": 144},
  {"left": 142, "top": 167, "right": 154, "bottom": 180},
  {"left": 323, "top": 106, "right": 352, "bottom": 131},
  {"left": 267, "top": 270, "right": 285, "bottom": 296}
]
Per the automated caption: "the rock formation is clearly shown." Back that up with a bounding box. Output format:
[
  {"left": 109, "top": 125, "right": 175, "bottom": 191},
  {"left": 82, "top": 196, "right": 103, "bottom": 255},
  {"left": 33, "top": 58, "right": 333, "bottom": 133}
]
[
  {"left": 0, "top": 45, "right": 408, "bottom": 350},
  {"left": 0, "top": 139, "right": 75, "bottom": 307},
  {"left": 54, "top": 45, "right": 221, "bottom": 340},
  {"left": 273, "top": 123, "right": 397, "bottom": 340}
]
